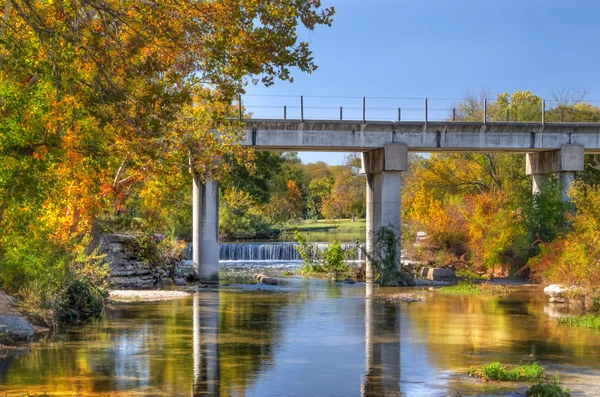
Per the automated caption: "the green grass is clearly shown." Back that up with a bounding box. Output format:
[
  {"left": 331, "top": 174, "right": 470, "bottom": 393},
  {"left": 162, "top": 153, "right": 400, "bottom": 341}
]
[
  {"left": 439, "top": 283, "right": 482, "bottom": 294},
  {"left": 557, "top": 315, "right": 600, "bottom": 330},
  {"left": 438, "top": 282, "right": 510, "bottom": 295},
  {"left": 473, "top": 362, "right": 545, "bottom": 381},
  {"left": 285, "top": 219, "right": 366, "bottom": 233},
  {"left": 528, "top": 381, "right": 570, "bottom": 397}
]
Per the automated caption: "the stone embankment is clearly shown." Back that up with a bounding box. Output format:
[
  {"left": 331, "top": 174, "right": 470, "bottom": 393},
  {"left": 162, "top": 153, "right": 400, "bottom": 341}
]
[{"left": 99, "top": 234, "right": 193, "bottom": 289}]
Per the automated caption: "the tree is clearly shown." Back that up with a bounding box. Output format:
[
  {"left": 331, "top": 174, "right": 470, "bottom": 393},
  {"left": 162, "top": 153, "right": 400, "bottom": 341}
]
[{"left": 0, "top": 1, "right": 334, "bottom": 300}]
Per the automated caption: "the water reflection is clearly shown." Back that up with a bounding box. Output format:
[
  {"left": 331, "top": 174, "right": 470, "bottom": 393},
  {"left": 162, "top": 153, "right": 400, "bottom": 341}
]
[
  {"left": 362, "top": 282, "right": 401, "bottom": 396},
  {"left": 192, "top": 293, "right": 220, "bottom": 396},
  {"left": 2, "top": 283, "right": 600, "bottom": 396}
]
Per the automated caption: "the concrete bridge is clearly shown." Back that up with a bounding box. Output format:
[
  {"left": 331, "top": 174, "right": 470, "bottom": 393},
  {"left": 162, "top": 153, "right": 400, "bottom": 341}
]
[{"left": 191, "top": 119, "right": 599, "bottom": 283}]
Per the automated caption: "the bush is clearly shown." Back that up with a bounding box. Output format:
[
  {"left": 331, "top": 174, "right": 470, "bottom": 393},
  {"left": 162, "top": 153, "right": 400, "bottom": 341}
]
[
  {"left": 322, "top": 241, "right": 348, "bottom": 281},
  {"left": 18, "top": 248, "right": 109, "bottom": 329},
  {"left": 367, "top": 226, "right": 415, "bottom": 286},
  {"left": 128, "top": 234, "right": 187, "bottom": 278},
  {"left": 294, "top": 231, "right": 324, "bottom": 274}
]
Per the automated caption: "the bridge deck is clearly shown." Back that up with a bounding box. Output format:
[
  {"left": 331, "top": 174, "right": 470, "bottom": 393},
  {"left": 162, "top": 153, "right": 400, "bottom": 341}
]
[{"left": 242, "top": 120, "right": 600, "bottom": 153}]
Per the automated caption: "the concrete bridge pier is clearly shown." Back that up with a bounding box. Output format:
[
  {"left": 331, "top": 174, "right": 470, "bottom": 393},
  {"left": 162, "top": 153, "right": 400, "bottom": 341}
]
[
  {"left": 526, "top": 144, "right": 585, "bottom": 201},
  {"left": 192, "top": 175, "right": 220, "bottom": 283},
  {"left": 362, "top": 144, "right": 408, "bottom": 281}
]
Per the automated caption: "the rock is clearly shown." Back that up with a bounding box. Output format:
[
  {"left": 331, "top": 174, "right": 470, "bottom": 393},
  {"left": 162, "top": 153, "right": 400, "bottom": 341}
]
[
  {"left": 544, "top": 284, "right": 570, "bottom": 298},
  {"left": 386, "top": 293, "right": 422, "bottom": 303},
  {"left": 172, "top": 277, "right": 187, "bottom": 286},
  {"left": 420, "top": 267, "right": 430, "bottom": 278},
  {"left": 0, "top": 315, "right": 34, "bottom": 342},
  {"left": 341, "top": 278, "right": 355, "bottom": 284},
  {"left": 260, "top": 277, "right": 278, "bottom": 285},
  {"left": 549, "top": 297, "right": 566, "bottom": 304},
  {"left": 427, "top": 268, "right": 455, "bottom": 281},
  {"left": 253, "top": 273, "right": 278, "bottom": 285}
]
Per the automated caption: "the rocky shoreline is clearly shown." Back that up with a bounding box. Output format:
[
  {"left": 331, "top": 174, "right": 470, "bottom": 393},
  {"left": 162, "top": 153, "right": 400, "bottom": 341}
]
[{"left": 0, "top": 289, "right": 48, "bottom": 346}]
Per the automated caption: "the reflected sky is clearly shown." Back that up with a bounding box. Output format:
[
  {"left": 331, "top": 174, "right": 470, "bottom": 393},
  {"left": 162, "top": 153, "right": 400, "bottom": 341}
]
[{"left": 2, "top": 279, "right": 600, "bottom": 396}]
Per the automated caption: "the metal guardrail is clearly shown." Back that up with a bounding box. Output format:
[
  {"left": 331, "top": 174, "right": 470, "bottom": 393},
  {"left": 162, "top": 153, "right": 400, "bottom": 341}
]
[{"left": 235, "top": 95, "right": 600, "bottom": 125}]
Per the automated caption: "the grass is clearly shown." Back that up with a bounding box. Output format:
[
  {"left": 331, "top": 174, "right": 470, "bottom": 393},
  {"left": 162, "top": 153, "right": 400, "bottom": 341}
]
[
  {"left": 557, "top": 315, "right": 600, "bottom": 330},
  {"left": 439, "top": 283, "right": 482, "bottom": 294},
  {"left": 438, "top": 282, "right": 510, "bottom": 295},
  {"left": 285, "top": 219, "right": 366, "bottom": 233},
  {"left": 470, "top": 362, "right": 545, "bottom": 381},
  {"left": 528, "top": 381, "right": 570, "bottom": 397}
]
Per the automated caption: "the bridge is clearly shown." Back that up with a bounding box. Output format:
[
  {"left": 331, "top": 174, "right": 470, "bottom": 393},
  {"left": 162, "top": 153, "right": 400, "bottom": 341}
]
[{"left": 190, "top": 95, "right": 600, "bottom": 283}]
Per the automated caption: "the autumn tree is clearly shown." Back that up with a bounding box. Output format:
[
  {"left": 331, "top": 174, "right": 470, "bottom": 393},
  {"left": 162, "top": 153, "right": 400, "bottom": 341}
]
[{"left": 0, "top": 1, "right": 334, "bottom": 305}]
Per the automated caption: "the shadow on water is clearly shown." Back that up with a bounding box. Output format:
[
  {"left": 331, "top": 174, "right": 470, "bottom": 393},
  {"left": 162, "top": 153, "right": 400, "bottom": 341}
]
[{"left": 2, "top": 280, "right": 600, "bottom": 396}]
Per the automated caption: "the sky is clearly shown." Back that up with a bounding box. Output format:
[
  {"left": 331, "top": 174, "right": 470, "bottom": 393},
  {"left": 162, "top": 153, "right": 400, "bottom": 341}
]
[{"left": 244, "top": 0, "right": 600, "bottom": 165}]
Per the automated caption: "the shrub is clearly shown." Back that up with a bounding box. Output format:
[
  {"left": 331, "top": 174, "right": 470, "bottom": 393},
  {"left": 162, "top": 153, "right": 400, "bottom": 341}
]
[
  {"left": 128, "top": 234, "right": 187, "bottom": 278},
  {"left": 322, "top": 241, "right": 348, "bottom": 281},
  {"left": 18, "top": 247, "right": 109, "bottom": 329},
  {"left": 294, "top": 231, "right": 324, "bottom": 274},
  {"left": 367, "top": 226, "right": 415, "bottom": 286}
]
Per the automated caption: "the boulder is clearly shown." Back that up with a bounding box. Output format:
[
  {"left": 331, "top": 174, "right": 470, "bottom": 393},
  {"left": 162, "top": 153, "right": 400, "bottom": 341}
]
[
  {"left": 544, "top": 284, "right": 570, "bottom": 298},
  {"left": 420, "top": 267, "right": 430, "bottom": 278},
  {"left": 0, "top": 315, "right": 34, "bottom": 343},
  {"left": 427, "top": 268, "right": 455, "bottom": 281},
  {"left": 253, "top": 273, "right": 278, "bottom": 285}
]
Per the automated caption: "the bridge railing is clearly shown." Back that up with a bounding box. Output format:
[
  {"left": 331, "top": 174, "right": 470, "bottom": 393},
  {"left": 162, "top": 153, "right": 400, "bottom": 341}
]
[{"left": 235, "top": 95, "right": 600, "bottom": 124}]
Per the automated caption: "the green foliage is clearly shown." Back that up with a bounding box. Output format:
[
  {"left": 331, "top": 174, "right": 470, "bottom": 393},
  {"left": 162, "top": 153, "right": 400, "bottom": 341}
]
[
  {"left": 439, "top": 283, "right": 481, "bottom": 294},
  {"left": 557, "top": 315, "right": 600, "bottom": 330},
  {"left": 18, "top": 248, "right": 109, "bottom": 329},
  {"left": 523, "top": 179, "right": 571, "bottom": 243},
  {"left": 476, "top": 362, "right": 545, "bottom": 381},
  {"left": 127, "top": 235, "right": 187, "bottom": 278},
  {"left": 219, "top": 188, "right": 276, "bottom": 240},
  {"left": 321, "top": 241, "right": 348, "bottom": 281},
  {"left": 367, "top": 226, "right": 415, "bottom": 286},
  {"left": 529, "top": 182, "right": 600, "bottom": 287},
  {"left": 294, "top": 232, "right": 349, "bottom": 279},
  {"left": 294, "top": 231, "right": 323, "bottom": 274},
  {"left": 528, "top": 381, "right": 570, "bottom": 397}
]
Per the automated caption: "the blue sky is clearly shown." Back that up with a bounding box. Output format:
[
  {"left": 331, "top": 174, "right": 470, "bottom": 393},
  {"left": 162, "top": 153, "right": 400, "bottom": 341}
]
[{"left": 244, "top": 0, "right": 600, "bottom": 165}]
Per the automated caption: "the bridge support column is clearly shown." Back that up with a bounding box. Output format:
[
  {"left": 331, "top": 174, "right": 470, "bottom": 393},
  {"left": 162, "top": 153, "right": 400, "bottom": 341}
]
[
  {"left": 365, "top": 173, "right": 382, "bottom": 281},
  {"left": 526, "top": 145, "right": 584, "bottom": 202},
  {"left": 192, "top": 175, "right": 219, "bottom": 283},
  {"left": 362, "top": 144, "right": 408, "bottom": 281}
]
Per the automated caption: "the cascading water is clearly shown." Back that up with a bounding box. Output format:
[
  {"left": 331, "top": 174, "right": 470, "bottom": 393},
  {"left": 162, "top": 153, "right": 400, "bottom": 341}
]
[{"left": 186, "top": 242, "right": 363, "bottom": 261}]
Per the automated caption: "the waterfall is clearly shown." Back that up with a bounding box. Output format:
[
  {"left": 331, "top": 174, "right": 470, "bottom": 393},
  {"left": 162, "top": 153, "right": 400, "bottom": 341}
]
[{"left": 186, "top": 242, "right": 363, "bottom": 261}]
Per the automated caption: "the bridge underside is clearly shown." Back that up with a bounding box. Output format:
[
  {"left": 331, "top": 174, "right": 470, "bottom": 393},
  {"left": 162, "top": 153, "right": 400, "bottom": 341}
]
[{"left": 243, "top": 120, "right": 600, "bottom": 153}]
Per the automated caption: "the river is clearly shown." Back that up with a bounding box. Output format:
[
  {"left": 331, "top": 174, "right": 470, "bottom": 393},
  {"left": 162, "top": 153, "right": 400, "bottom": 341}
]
[{"left": 1, "top": 270, "right": 600, "bottom": 396}]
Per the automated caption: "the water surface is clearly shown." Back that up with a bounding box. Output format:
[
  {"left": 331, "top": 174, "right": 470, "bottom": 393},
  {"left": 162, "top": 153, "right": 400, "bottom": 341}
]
[{"left": 1, "top": 278, "right": 600, "bottom": 396}]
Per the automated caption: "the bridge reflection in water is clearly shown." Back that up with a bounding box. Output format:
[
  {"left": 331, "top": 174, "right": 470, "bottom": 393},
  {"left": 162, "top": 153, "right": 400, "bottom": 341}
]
[
  {"left": 190, "top": 284, "right": 402, "bottom": 396},
  {"left": 192, "top": 293, "right": 220, "bottom": 396},
  {"left": 362, "top": 282, "right": 401, "bottom": 396}
]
